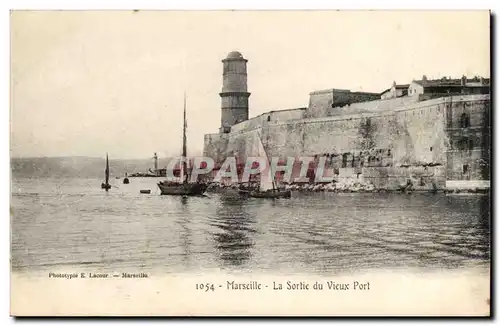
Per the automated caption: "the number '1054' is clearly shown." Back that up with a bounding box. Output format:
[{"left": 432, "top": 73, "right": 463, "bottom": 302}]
[{"left": 196, "top": 283, "right": 215, "bottom": 292}]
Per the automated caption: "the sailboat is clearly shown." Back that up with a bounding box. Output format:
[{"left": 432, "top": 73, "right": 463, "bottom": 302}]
[
  {"left": 248, "top": 132, "right": 291, "bottom": 199},
  {"left": 101, "top": 153, "right": 112, "bottom": 191},
  {"left": 157, "top": 94, "right": 208, "bottom": 196}
]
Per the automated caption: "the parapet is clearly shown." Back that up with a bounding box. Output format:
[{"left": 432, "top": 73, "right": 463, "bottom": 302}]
[
  {"left": 309, "top": 88, "right": 351, "bottom": 95},
  {"left": 307, "top": 88, "right": 380, "bottom": 118}
]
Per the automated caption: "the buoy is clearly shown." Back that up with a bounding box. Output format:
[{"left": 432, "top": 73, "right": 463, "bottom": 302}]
[{"left": 140, "top": 189, "right": 151, "bottom": 194}]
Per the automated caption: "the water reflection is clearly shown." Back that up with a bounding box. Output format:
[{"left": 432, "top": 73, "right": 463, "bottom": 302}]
[
  {"left": 212, "top": 197, "right": 256, "bottom": 268},
  {"left": 479, "top": 194, "right": 491, "bottom": 231},
  {"left": 444, "top": 194, "right": 491, "bottom": 260},
  {"left": 176, "top": 196, "right": 192, "bottom": 269},
  {"left": 11, "top": 177, "right": 492, "bottom": 274},
  {"left": 478, "top": 194, "right": 491, "bottom": 259}
]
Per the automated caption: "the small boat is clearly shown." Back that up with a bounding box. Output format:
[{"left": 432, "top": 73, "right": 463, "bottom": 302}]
[
  {"left": 140, "top": 189, "right": 151, "bottom": 194},
  {"left": 238, "top": 188, "right": 250, "bottom": 195},
  {"left": 158, "top": 181, "right": 208, "bottom": 196},
  {"left": 247, "top": 133, "right": 291, "bottom": 199},
  {"left": 123, "top": 173, "right": 130, "bottom": 184},
  {"left": 101, "top": 183, "right": 111, "bottom": 190},
  {"left": 129, "top": 172, "right": 159, "bottom": 177},
  {"left": 157, "top": 93, "right": 207, "bottom": 196},
  {"left": 249, "top": 189, "right": 291, "bottom": 198},
  {"left": 101, "top": 153, "right": 111, "bottom": 191},
  {"left": 237, "top": 182, "right": 256, "bottom": 196}
]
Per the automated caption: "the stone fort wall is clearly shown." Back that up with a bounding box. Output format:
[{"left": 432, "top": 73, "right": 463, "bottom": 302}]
[{"left": 203, "top": 94, "right": 490, "bottom": 189}]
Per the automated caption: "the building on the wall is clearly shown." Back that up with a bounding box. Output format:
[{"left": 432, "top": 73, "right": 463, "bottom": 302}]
[
  {"left": 408, "top": 75, "right": 490, "bottom": 97},
  {"left": 380, "top": 82, "right": 409, "bottom": 100},
  {"left": 203, "top": 51, "right": 491, "bottom": 190}
]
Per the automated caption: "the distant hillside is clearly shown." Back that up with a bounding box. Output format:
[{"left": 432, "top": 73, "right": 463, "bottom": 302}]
[{"left": 10, "top": 156, "right": 174, "bottom": 179}]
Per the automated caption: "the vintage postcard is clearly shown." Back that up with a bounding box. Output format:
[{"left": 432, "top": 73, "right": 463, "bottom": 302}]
[{"left": 10, "top": 10, "right": 491, "bottom": 316}]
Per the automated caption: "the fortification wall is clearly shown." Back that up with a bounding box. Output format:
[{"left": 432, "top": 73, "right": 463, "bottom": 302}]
[
  {"left": 203, "top": 94, "right": 489, "bottom": 189},
  {"left": 261, "top": 122, "right": 305, "bottom": 158},
  {"left": 325, "top": 95, "right": 421, "bottom": 117},
  {"left": 230, "top": 108, "right": 306, "bottom": 133},
  {"left": 229, "top": 115, "right": 265, "bottom": 133},
  {"left": 392, "top": 98, "right": 448, "bottom": 166},
  {"left": 203, "top": 133, "right": 228, "bottom": 164},
  {"left": 266, "top": 108, "right": 306, "bottom": 122},
  {"left": 444, "top": 95, "right": 490, "bottom": 181},
  {"left": 207, "top": 96, "right": 450, "bottom": 164},
  {"left": 204, "top": 129, "right": 262, "bottom": 165},
  {"left": 299, "top": 112, "right": 396, "bottom": 156}
]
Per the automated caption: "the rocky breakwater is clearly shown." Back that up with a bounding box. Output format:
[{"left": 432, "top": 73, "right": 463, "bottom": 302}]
[
  {"left": 206, "top": 178, "right": 378, "bottom": 193},
  {"left": 284, "top": 178, "right": 376, "bottom": 193},
  {"left": 205, "top": 178, "right": 488, "bottom": 194}
]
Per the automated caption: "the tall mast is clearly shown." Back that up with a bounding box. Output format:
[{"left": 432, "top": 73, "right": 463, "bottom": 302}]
[
  {"left": 182, "top": 92, "right": 188, "bottom": 183},
  {"left": 105, "top": 153, "right": 109, "bottom": 184}
]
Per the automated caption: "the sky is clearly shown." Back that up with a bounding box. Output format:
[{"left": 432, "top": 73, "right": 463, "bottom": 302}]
[{"left": 10, "top": 10, "right": 490, "bottom": 159}]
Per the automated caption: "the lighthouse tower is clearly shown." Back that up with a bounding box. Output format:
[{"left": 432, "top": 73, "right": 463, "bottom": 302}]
[{"left": 219, "top": 51, "right": 250, "bottom": 133}]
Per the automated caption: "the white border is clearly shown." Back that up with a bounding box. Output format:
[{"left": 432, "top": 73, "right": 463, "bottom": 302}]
[
  {"left": 3, "top": 1, "right": 498, "bottom": 325},
  {"left": 3, "top": 0, "right": 499, "bottom": 10}
]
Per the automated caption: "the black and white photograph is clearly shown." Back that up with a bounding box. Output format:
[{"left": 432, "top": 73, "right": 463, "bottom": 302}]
[{"left": 9, "top": 9, "right": 491, "bottom": 316}]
